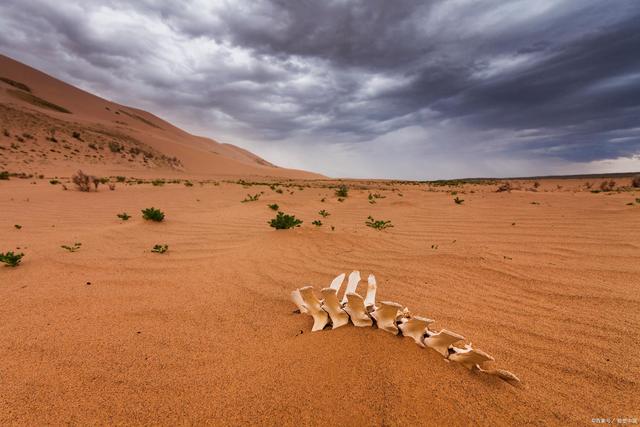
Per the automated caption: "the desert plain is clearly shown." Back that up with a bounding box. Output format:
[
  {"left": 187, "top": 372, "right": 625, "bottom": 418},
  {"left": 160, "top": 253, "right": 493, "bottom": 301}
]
[{"left": 1, "top": 175, "right": 639, "bottom": 426}]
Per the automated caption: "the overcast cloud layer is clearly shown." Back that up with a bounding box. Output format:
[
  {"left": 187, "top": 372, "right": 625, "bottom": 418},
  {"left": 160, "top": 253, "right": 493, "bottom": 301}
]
[{"left": 1, "top": 0, "right": 639, "bottom": 179}]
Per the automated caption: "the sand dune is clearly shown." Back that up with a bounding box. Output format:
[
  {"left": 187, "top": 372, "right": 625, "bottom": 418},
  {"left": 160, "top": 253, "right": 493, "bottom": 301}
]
[
  {"left": 1, "top": 176, "right": 639, "bottom": 425},
  {"left": 0, "top": 54, "right": 321, "bottom": 179}
]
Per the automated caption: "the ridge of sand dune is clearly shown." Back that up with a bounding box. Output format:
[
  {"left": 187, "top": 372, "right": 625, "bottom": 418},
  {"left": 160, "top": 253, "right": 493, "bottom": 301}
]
[{"left": 0, "top": 54, "right": 322, "bottom": 179}]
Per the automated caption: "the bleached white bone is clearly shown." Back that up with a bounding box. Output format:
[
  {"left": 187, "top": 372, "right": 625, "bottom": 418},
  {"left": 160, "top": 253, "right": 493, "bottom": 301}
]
[
  {"left": 364, "top": 274, "right": 377, "bottom": 308},
  {"left": 477, "top": 367, "right": 521, "bottom": 382},
  {"left": 290, "top": 289, "right": 309, "bottom": 314},
  {"left": 329, "top": 273, "right": 346, "bottom": 292},
  {"left": 424, "top": 329, "right": 465, "bottom": 357},
  {"left": 449, "top": 344, "right": 494, "bottom": 369},
  {"left": 398, "top": 316, "right": 434, "bottom": 347},
  {"left": 299, "top": 286, "right": 329, "bottom": 331},
  {"left": 343, "top": 292, "right": 373, "bottom": 327},
  {"left": 371, "top": 301, "right": 404, "bottom": 334},
  {"left": 340, "top": 271, "right": 361, "bottom": 305},
  {"left": 320, "top": 288, "right": 350, "bottom": 329}
]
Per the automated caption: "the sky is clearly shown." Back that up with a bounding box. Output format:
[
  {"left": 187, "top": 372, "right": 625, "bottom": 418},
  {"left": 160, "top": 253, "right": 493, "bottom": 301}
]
[{"left": 1, "top": 0, "right": 639, "bottom": 179}]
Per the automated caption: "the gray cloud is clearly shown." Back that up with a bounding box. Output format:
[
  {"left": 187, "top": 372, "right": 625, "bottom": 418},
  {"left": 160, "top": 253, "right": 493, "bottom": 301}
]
[{"left": 1, "top": 0, "right": 639, "bottom": 178}]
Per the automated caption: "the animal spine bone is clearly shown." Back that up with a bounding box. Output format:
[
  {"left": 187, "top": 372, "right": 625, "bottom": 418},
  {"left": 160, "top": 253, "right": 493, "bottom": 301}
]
[{"left": 291, "top": 271, "right": 520, "bottom": 383}]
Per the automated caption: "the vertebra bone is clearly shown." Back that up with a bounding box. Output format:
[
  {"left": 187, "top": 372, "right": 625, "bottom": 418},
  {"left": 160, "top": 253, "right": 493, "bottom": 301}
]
[
  {"left": 424, "top": 329, "right": 465, "bottom": 357},
  {"left": 321, "top": 288, "right": 350, "bottom": 329},
  {"left": 371, "top": 301, "right": 404, "bottom": 334},
  {"left": 343, "top": 292, "right": 373, "bottom": 327},
  {"left": 290, "top": 289, "right": 309, "bottom": 314},
  {"left": 340, "top": 271, "right": 361, "bottom": 305},
  {"left": 449, "top": 344, "right": 494, "bottom": 369},
  {"left": 364, "top": 274, "right": 377, "bottom": 309},
  {"left": 329, "top": 273, "right": 346, "bottom": 292},
  {"left": 298, "top": 286, "right": 329, "bottom": 331},
  {"left": 398, "top": 316, "right": 434, "bottom": 347}
]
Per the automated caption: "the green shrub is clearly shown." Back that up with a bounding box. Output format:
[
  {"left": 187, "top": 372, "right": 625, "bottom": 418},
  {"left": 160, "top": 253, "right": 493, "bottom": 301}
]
[
  {"left": 151, "top": 244, "right": 168, "bottom": 254},
  {"left": 454, "top": 196, "right": 464, "bottom": 204},
  {"left": 117, "top": 212, "right": 131, "bottom": 221},
  {"left": 312, "top": 220, "right": 323, "bottom": 227},
  {"left": 61, "top": 242, "right": 82, "bottom": 252},
  {"left": 151, "top": 179, "right": 165, "bottom": 186},
  {"left": 50, "top": 179, "right": 60, "bottom": 185},
  {"left": 365, "top": 215, "right": 393, "bottom": 230},
  {"left": 318, "top": 209, "right": 330, "bottom": 217},
  {"left": 268, "top": 203, "right": 279, "bottom": 211},
  {"left": 0, "top": 171, "right": 9, "bottom": 180},
  {"left": 269, "top": 211, "right": 302, "bottom": 229},
  {"left": 0, "top": 251, "right": 24, "bottom": 267},
  {"left": 116, "top": 176, "right": 126, "bottom": 182},
  {"left": 335, "top": 185, "right": 349, "bottom": 198},
  {"left": 142, "top": 207, "right": 165, "bottom": 222},
  {"left": 242, "top": 193, "right": 260, "bottom": 202}
]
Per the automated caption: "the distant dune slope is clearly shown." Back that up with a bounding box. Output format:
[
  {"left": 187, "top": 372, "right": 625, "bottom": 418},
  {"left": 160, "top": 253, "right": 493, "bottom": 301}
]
[{"left": 0, "top": 54, "right": 322, "bottom": 178}]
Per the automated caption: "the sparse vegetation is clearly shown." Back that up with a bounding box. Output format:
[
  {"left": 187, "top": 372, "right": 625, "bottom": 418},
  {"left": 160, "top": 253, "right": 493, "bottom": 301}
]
[
  {"left": 151, "top": 244, "right": 168, "bottom": 254},
  {"left": 61, "top": 242, "right": 82, "bottom": 252},
  {"left": 50, "top": 179, "right": 60, "bottom": 185},
  {"left": 184, "top": 181, "right": 194, "bottom": 187},
  {"left": 151, "top": 179, "right": 165, "bottom": 186},
  {"left": 0, "top": 251, "right": 24, "bottom": 267},
  {"left": 0, "top": 77, "right": 31, "bottom": 92},
  {"left": 365, "top": 215, "right": 394, "bottom": 230},
  {"left": 108, "top": 183, "right": 116, "bottom": 191},
  {"left": 454, "top": 196, "right": 464, "bottom": 204},
  {"left": 335, "top": 185, "right": 349, "bottom": 198},
  {"left": 1, "top": 171, "right": 10, "bottom": 180},
  {"left": 7, "top": 89, "right": 71, "bottom": 113},
  {"left": 312, "top": 220, "right": 323, "bottom": 227},
  {"left": 269, "top": 211, "right": 303, "bottom": 229},
  {"left": 632, "top": 175, "right": 640, "bottom": 188},
  {"left": 116, "top": 176, "right": 126, "bottom": 182},
  {"left": 117, "top": 212, "right": 131, "bottom": 221},
  {"left": 600, "top": 180, "right": 616, "bottom": 192},
  {"left": 14, "top": 224, "right": 22, "bottom": 229},
  {"left": 318, "top": 209, "right": 330, "bottom": 217},
  {"left": 496, "top": 182, "right": 512, "bottom": 192},
  {"left": 72, "top": 131, "right": 82, "bottom": 140},
  {"left": 268, "top": 203, "right": 279, "bottom": 211},
  {"left": 242, "top": 194, "right": 260, "bottom": 202},
  {"left": 72, "top": 170, "right": 92, "bottom": 192},
  {"left": 142, "top": 207, "right": 165, "bottom": 222}
]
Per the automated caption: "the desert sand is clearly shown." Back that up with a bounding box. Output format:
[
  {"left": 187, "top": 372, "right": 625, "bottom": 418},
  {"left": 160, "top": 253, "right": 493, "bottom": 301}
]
[
  {"left": 1, "top": 54, "right": 639, "bottom": 426},
  {"left": 1, "top": 176, "right": 639, "bottom": 425}
]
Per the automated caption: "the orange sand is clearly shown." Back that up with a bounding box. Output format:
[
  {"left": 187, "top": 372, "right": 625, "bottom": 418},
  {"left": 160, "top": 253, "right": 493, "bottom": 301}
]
[{"left": 1, "top": 177, "right": 639, "bottom": 425}]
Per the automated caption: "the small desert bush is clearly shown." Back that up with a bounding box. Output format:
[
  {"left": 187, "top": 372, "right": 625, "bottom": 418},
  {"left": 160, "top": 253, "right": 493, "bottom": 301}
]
[
  {"left": 312, "top": 220, "right": 323, "bottom": 227},
  {"left": 600, "top": 180, "right": 616, "bottom": 192},
  {"left": 151, "top": 179, "right": 165, "bottom": 186},
  {"left": 0, "top": 171, "right": 10, "bottom": 180},
  {"left": 14, "top": 224, "right": 22, "bottom": 229},
  {"left": 269, "top": 211, "right": 302, "bottom": 229},
  {"left": 365, "top": 215, "right": 393, "bottom": 230},
  {"left": 61, "top": 242, "right": 82, "bottom": 252},
  {"left": 632, "top": 175, "right": 640, "bottom": 188},
  {"left": 108, "top": 183, "right": 116, "bottom": 191},
  {"left": 142, "top": 207, "right": 165, "bottom": 222},
  {"left": 117, "top": 212, "right": 131, "bottom": 221},
  {"left": 268, "top": 203, "right": 279, "bottom": 211},
  {"left": 184, "top": 181, "right": 194, "bottom": 187},
  {"left": 49, "top": 179, "right": 60, "bottom": 185},
  {"left": 454, "top": 196, "right": 464, "bottom": 204},
  {"left": 72, "top": 170, "right": 93, "bottom": 192},
  {"left": 318, "top": 209, "right": 330, "bottom": 217},
  {"left": 335, "top": 185, "right": 349, "bottom": 198},
  {"left": 116, "top": 176, "right": 126, "bottom": 182},
  {"left": 151, "top": 244, "right": 168, "bottom": 254},
  {"left": 0, "top": 251, "right": 24, "bottom": 267},
  {"left": 496, "top": 182, "right": 512, "bottom": 192},
  {"left": 242, "top": 193, "right": 260, "bottom": 202}
]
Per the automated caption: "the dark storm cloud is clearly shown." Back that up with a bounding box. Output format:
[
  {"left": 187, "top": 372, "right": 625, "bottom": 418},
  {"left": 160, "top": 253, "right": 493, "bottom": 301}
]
[{"left": 0, "top": 0, "right": 639, "bottom": 178}]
